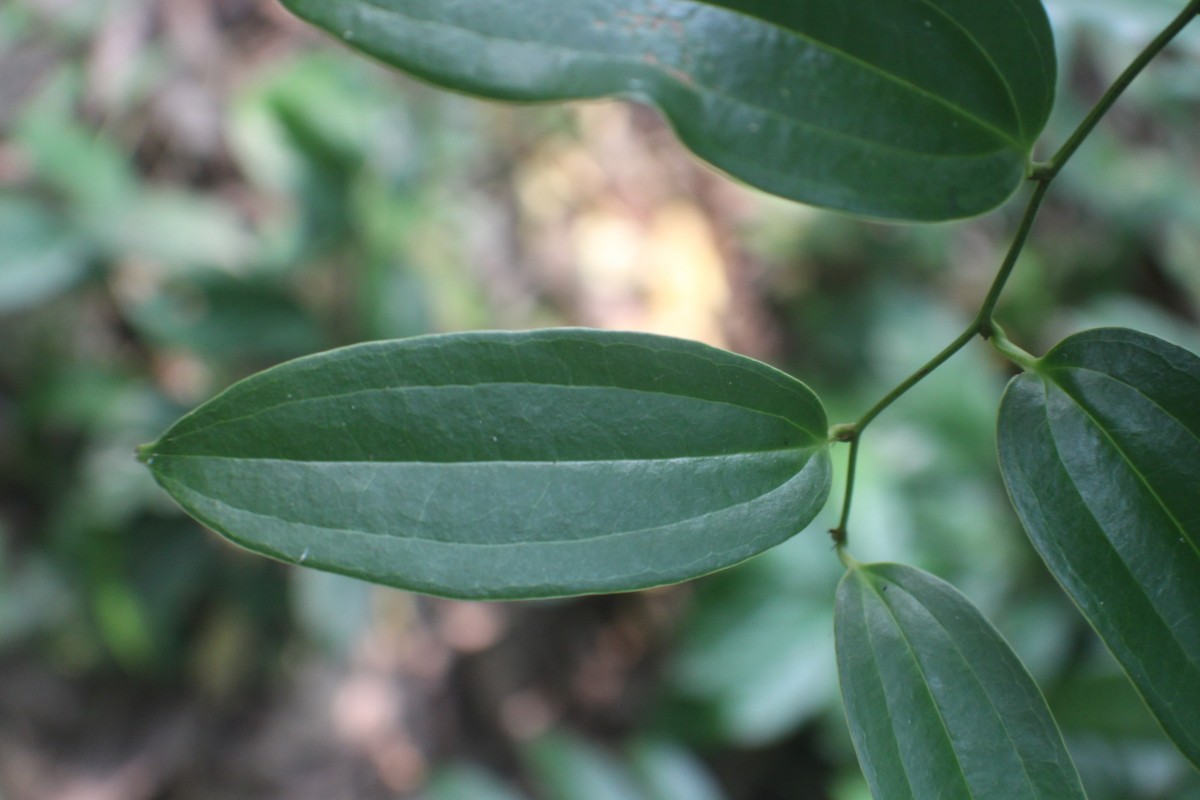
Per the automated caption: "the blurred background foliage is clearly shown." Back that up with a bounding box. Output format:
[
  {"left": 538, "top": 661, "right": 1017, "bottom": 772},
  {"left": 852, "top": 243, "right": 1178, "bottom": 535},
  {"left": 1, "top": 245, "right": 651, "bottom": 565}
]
[{"left": 0, "top": 1, "right": 1198, "bottom": 798}]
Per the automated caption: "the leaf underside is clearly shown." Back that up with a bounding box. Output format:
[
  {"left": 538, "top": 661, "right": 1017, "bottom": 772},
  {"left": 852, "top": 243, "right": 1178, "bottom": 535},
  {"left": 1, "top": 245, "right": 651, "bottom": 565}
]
[
  {"left": 140, "top": 329, "right": 831, "bottom": 599},
  {"left": 279, "top": 0, "right": 1057, "bottom": 221},
  {"left": 998, "top": 327, "right": 1200, "bottom": 769},
  {"left": 835, "top": 562, "right": 1086, "bottom": 800}
]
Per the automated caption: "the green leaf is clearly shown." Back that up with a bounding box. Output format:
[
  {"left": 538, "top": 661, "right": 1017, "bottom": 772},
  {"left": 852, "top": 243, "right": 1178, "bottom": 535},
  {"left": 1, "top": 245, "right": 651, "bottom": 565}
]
[
  {"left": 663, "top": 535, "right": 839, "bottom": 745},
  {"left": 997, "top": 327, "right": 1200, "bottom": 769},
  {"left": 123, "top": 274, "right": 325, "bottom": 360},
  {"left": 139, "top": 329, "right": 830, "bottom": 599},
  {"left": 628, "top": 739, "right": 725, "bottom": 800},
  {"left": 835, "top": 561, "right": 1086, "bottom": 800},
  {"left": 429, "top": 764, "right": 531, "bottom": 800},
  {"left": 0, "top": 196, "right": 89, "bottom": 314},
  {"left": 278, "top": 0, "right": 1056, "bottom": 221},
  {"left": 526, "top": 734, "right": 648, "bottom": 800}
]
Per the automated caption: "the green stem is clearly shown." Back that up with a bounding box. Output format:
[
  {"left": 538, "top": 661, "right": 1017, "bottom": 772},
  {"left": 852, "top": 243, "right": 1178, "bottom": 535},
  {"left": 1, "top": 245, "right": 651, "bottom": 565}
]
[
  {"left": 989, "top": 322, "right": 1039, "bottom": 371},
  {"left": 829, "top": 2, "right": 1199, "bottom": 547},
  {"left": 1037, "top": 0, "right": 1200, "bottom": 181},
  {"left": 829, "top": 184, "right": 1045, "bottom": 545},
  {"left": 973, "top": 180, "right": 1051, "bottom": 330}
]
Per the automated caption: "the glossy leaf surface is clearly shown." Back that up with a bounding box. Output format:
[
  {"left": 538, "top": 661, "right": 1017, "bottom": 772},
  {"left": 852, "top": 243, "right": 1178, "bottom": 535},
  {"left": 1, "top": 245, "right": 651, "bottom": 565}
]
[
  {"left": 140, "top": 329, "right": 830, "bottom": 599},
  {"left": 279, "top": 0, "right": 1057, "bottom": 221},
  {"left": 835, "top": 562, "right": 1085, "bottom": 800},
  {"left": 998, "top": 327, "right": 1200, "bottom": 768}
]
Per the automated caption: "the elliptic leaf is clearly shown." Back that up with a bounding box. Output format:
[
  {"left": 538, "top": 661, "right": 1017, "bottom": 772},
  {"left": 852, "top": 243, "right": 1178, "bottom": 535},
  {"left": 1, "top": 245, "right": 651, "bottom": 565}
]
[
  {"left": 278, "top": 0, "right": 1057, "bottom": 221},
  {"left": 138, "top": 329, "right": 830, "bottom": 599},
  {"left": 835, "top": 562, "right": 1086, "bottom": 800},
  {"left": 997, "top": 327, "right": 1200, "bottom": 768}
]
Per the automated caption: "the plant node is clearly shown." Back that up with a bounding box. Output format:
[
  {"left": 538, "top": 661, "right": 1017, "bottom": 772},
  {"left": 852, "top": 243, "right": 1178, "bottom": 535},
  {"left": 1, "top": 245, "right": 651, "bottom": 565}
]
[{"left": 829, "top": 423, "right": 857, "bottom": 443}]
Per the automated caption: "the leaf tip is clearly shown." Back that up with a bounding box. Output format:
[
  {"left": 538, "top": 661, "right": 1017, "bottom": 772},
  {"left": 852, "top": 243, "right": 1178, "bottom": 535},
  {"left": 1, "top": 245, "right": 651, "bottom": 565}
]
[{"left": 135, "top": 442, "right": 157, "bottom": 465}]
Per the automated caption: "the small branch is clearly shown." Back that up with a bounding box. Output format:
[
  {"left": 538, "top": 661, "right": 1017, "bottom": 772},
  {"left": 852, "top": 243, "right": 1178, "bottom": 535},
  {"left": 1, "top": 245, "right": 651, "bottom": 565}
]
[
  {"left": 989, "top": 322, "right": 1040, "bottom": 371},
  {"left": 830, "top": 434, "right": 859, "bottom": 546},
  {"left": 826, "top": 2, "right": 1200, "bottom": 547},
  {"left": 973, "top": 180, "right": 1052, "bottom": 327},
  {"left": 825, "top": 0, "right": 1200, "bottom": 546},
  {"left": 831, "top": 182, "right": 1046, "bottom": 541},
  {"left": 1041, "top": 0, "right": 1200, "bottom": 180}
]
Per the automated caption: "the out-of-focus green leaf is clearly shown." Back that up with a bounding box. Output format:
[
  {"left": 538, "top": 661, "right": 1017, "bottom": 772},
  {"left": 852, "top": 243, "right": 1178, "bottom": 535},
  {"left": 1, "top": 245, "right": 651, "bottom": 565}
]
[
  {"left": 527, "top": 734, "right": 647, "bottom": 800},
  {"left": 227, "top": 53, "right": 424, "bottom": 261},
  {"left": 77, "top": 516, "right": 221, "bottom": 674},
  {"left": 1049, "top": 663, "right": 1173, "bottom": 742},
  {"left": 123, "top": 275, "right": 325, "bottom": 360},
  {"left": 0, "top": 549, "right": 73, "bottom": 651},
  {"left": 429, "top": 764, "right": 531, "bottom": 800},
  {"left": 1045, "top": 0, "right": 1197, "bottom": 51},
  {"left": 997, "top": 327, "right": 1200, "bottom": 769},
  {"left": 291, "top": 568, "right": 373, "bottom": 657},
  {"left": 629, "top": 739, "right": 724, "bottom": 800},
  {"left": 1068, "top": 738, "right": 1200, "bottom": 800},
  {"left": 95, "top": 190, "right": 255, "bottom": 272},
  {"left": 663, "top": 534, "right": 839, "bottom": 745},
  {"left": 232, "top": 54, "right": 406, "bottom": 180},
  {"left": 15, "top": 78, "right": 134, "bottom": 211},
  {"left": 138, "top": 329, "right": 830, "bottom": 599},
  {"left": 279, "top": 0, "right": 1056, "bottom": 221},
  {"left": 0, "top": 197, "right": 89, "bottom": 313},
  {"left": 835, "top": 561, "right": 1086, "bottom": 800}
]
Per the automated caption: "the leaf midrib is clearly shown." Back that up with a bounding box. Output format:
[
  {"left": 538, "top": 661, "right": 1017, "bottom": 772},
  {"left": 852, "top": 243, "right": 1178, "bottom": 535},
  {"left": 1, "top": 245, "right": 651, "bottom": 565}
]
[
  {"left": 158, "top": 381, "right": 827, "bottom": 452},
  {"left": 881, "top": 572, "right": 1063, "bottom": 799},
  {"left": 1039, "top": 366, "right": 1198, "bottom": 558},
  {"left": 916, "top": 0, "right": 1024, "bottom": 140},
  {"left": 1044, "top": 356, "right": 1200, "bottom": 440},
  {"left": 155, "top": 444, "right": 823, "bottom": 465},
  {"left": 1035, "top": 379, "right": 1200, "bottom": 668},
  {"left": 858, "top": 570, "right": 979, "bottom": 800},
  {"left": 1015, "top": 378, "right": 1200, "bottom": 746}
]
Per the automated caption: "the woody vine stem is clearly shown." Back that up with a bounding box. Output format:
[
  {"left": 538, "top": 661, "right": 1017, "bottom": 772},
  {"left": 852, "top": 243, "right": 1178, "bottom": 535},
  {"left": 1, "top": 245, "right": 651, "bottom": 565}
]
[{"left": 829, "top": 0, "right": 1200, "bottom": 548}]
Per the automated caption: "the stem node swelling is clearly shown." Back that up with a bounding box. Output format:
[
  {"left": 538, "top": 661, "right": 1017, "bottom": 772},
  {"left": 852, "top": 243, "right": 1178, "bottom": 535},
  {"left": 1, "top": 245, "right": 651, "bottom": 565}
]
[{"left": 829, "top": 423, "right": 858, "bottom": 443}]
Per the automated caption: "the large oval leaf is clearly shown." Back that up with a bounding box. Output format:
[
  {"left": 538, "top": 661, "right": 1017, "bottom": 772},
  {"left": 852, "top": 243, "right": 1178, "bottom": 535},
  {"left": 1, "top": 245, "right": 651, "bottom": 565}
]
[
  {"left": 997, "top": 327, "right": 1200, "bottom": 768},
  {"left": 835, "top": 562, "right": 1086, "bottom": 800},
  {"left": 138, "top": 329, "right": 830, "bottom": 599},
  {"left": 279, "top": 0, "right": 1056, "bottom": 221}
]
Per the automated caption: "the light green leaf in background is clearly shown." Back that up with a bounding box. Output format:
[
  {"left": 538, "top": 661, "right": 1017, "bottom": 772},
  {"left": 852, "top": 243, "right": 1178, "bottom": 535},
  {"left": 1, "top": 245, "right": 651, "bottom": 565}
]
[
  {"left": 835, "top": 561, "right": 1086, "bottom": 800},
  {"left": 998, "top": 327, "right": 1200, "bottom": 769},
  {"left": 628, "top": 738, "right": 725, "bottom": 800},
  {"left": 662, "top": 533, "right": 840, "bottom": 745},
  {"left": 138, "top": 329, "right": 830, "bottom": 599},
  {"left": 122, "top": 274, "right": 325, "bottom": 360},
  {"left": 526, "top": 734, "right": 647, "bottom": 800},
  {"left": 0, "top": 197, "right": 89, "bottom": 314},
  {"left": 429, "top": 764, "right": 531, "bottom": 800},
  {"left": 278, "top": 0, "right": 1057, "bottom": 221},
  {"left": 290, "top": 567, "right": 373, "bottom": 658},
  {"left": 94, "top": 189, "right": 255, "bottom": 274}
]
